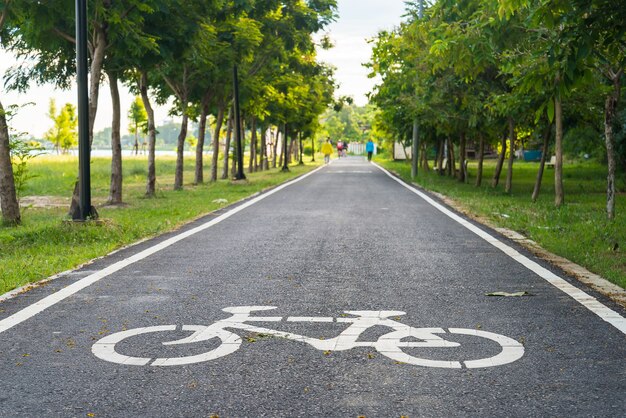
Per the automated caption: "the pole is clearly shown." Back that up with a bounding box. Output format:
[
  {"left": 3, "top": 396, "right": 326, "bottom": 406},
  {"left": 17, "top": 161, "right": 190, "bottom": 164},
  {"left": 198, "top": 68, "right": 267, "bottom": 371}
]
[
  {"left": 75, "top": 0, "right": 93, "bottom": 220},
  {"left": 299, "top": 132, "right": 304, "bottom": 165},
  {"left": 233, "top": 64, "right": 246, "bottom": 180},
  {"left": 281, "top": 124, "right": 290, "bottom": 172}
]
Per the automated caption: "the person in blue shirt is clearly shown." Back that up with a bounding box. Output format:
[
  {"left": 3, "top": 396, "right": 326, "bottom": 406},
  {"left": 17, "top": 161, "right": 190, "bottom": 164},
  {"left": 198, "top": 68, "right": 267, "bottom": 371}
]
[{"left": 366, "top": 139, "right": 375, "bottom": 161}]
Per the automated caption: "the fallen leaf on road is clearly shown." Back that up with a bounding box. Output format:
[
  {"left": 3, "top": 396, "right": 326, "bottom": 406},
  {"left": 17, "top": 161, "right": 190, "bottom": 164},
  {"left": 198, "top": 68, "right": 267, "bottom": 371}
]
[{"left": 486, "top": 291, "right": 531, "bottom": 297}]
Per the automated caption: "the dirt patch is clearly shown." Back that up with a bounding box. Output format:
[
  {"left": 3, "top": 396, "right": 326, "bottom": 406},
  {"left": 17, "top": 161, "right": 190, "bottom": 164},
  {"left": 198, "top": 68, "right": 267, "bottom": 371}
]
[{"left": 20, "top": 195, "right": 70, "bottom": 208}]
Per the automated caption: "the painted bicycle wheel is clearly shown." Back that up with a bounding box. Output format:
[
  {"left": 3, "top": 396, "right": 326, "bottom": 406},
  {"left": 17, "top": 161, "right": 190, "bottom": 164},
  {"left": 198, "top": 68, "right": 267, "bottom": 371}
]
[
  {"left": 92, "top": 325, "right": 241, "bottom": 366},
  {"left": 375, "top": 327, "right": 524, "bottom": 368}
]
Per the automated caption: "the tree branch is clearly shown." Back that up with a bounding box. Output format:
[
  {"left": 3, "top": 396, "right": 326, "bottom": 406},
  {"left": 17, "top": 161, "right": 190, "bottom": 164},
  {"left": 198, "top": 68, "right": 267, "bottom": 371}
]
[
  {"left": 0, "top": 0, "right": 11, "bottom": 30},
  {"left": 121, "top": 4, "right": 137, "bottom": 20},
  {"left": 162, "top": 72, "right": 183, "bottom": 102},
  {"left": 52, "top": 27, "right": 76, "bottom": 45}
]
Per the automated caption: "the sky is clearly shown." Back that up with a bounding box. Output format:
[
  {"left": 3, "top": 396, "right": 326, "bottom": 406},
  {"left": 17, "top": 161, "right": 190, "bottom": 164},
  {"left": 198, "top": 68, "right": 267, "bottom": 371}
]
[{"left": 0, "top": 0, "right": 407, "bottom": 139}]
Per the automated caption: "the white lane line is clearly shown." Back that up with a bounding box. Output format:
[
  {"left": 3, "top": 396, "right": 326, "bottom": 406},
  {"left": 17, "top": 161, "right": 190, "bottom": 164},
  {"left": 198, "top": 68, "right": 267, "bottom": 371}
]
[
  {"left": 0, "top": 165, "right": 327, "bottom": 335},
  {"left": 372, "top": 163, "right": 626, "bottom": 335}
]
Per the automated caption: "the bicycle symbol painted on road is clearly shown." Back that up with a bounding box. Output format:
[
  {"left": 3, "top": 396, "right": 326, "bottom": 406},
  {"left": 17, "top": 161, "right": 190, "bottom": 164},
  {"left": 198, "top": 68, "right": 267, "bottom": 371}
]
[{"left": 92, "top": 306, "right": 524, "bottom": 368}]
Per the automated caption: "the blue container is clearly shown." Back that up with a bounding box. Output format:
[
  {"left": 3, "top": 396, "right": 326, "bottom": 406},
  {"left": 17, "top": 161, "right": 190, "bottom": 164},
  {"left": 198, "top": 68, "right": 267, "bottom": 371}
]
[{"left": 523, "top": 150, "right": 542, "bottom": 162}]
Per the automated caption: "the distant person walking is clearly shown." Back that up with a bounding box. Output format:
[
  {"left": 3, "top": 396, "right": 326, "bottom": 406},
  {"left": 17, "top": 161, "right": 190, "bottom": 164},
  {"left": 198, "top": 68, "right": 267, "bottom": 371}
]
[
  {"left": 321, "top": 138, "right": 333, "bottom": 164},
  {"left": 336, "top": 141, "right": 344, "bottom": 158},
  {"left": 366, "top": 139, "right": 375, "bottom": 161}
]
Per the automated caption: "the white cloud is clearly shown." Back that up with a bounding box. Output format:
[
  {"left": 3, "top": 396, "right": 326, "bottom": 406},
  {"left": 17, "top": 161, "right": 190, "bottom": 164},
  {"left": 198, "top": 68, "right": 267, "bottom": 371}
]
[{"left": 316, "top": 0, "right": 407, "bottom": 105}]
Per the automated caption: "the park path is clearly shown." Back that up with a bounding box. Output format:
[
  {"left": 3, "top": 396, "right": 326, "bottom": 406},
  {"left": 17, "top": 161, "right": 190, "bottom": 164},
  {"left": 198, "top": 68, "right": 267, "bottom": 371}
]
[{"left": 0, "top": 157, "right": 624, "bottom": 417}]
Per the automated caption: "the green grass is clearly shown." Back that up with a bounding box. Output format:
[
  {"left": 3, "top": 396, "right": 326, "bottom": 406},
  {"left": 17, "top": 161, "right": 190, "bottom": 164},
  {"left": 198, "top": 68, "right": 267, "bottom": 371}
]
[
  {"left": 0, "top": 154, "right": 321, "bottom": 295},
  {"left": 376, "top": 156, "right": 626, "bottom": 289}
]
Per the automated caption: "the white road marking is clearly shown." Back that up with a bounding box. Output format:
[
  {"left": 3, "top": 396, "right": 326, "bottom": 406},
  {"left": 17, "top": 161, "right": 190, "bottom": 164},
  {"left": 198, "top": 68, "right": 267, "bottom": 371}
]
[
  {"left": 287, "top": 317, "right": 334, "bottom": 322},
  {"left": 0, "top": 165, "right": 327, "bottom": 335},
  {"left": 326, "top": 170, "right": 373, "bottom": 174},
  {"left": 372, "top": 162, "right": 626, "bottom": 335},
  {"left": 91, "top": 306, "right": 524, "bottom": 368}
]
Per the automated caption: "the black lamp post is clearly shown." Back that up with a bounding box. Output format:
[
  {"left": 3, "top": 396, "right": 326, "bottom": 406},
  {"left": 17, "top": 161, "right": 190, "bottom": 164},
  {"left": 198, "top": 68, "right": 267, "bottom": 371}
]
[
  {"left": 74, "top": 0, "right": 96, "bottom": 220},
  {"left": 281, "top": 124, "right": 289, "bottom": 172},
  {"left": 233, "top": 64, "right": 246, "bottom": 180}
]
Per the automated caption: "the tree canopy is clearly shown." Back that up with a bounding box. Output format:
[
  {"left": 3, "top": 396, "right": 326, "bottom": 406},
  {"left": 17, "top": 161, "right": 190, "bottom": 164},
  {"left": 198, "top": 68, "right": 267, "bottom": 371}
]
[{"left": 367, "top": 0, "right": 626, "bottom": 217}]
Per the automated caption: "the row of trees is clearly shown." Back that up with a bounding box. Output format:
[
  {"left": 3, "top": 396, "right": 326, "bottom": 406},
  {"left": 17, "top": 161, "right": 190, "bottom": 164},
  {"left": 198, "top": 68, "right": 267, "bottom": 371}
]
[
  {"left": 0, "top": 0, "right": 338, "bottom": 224},
  {"left": 368, "top": 0, "right": 625, "bottom": 219},
  {"left": 317, "top": 103, "right": 383, "bottom": 145}
]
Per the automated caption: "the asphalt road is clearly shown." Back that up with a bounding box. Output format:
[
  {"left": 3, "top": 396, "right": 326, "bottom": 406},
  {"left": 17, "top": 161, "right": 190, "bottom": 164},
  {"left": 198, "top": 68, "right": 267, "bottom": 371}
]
[{"left": 1, "top": 157, "right": 625, "bottom": 417}]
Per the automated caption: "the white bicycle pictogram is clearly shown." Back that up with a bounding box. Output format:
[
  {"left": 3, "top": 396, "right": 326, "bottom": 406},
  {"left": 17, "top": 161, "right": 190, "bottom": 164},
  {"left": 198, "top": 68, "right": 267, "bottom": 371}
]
[{"left": 92, "top": 306, "right": 524, "bottom": 368}]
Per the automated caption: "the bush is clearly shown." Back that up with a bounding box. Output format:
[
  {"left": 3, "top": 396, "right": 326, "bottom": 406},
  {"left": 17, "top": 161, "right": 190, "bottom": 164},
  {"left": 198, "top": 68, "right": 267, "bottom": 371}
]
[
  {"left": 563, "top": 126, "right": 604, "bottom": 161},
  {"left": 9, "top": 136, "right": 45, "bottom": 201}
]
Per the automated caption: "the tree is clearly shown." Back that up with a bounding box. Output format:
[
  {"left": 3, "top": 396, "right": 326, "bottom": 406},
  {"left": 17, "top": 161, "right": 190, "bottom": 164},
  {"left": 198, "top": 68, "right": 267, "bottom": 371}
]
[
  {"left": 0, "top": 101, "right": 19, "bottom": 224},
  {"left": 0, "top": 1, "right": 21, "bottom": 224},
  {"left": 6, "top": 0, "right": 158, "bottom": 215},
  {"left": 43, "top": 99, "right": 78, "bottom": 154},
  {"left": 128, "top": 96, "right": 148, "bottom": 155}
]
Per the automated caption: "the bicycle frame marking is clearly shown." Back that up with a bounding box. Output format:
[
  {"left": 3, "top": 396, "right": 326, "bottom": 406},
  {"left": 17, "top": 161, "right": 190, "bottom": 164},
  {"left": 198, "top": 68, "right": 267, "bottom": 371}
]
[{"left": 92, "top": 306, "right": 524, "bottom": 368}]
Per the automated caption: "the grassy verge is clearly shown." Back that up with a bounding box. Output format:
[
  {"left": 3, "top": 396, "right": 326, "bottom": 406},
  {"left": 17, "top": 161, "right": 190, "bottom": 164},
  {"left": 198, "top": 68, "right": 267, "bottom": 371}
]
[
  {"left": 0, "top": 155, "right": 321, "bottom": 295},
  {"left": 376, "top": 156, "right": 626, "bottom": 289}
]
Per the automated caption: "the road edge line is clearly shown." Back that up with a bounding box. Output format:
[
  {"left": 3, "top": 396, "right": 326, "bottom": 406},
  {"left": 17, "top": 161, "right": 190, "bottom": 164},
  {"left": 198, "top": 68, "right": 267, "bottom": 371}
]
[
  {"left": 371, "top": 162, "right": 626, "bottom": 336},
  {"left": 0, "top": 164, "right": 326, "bottom": 335}
]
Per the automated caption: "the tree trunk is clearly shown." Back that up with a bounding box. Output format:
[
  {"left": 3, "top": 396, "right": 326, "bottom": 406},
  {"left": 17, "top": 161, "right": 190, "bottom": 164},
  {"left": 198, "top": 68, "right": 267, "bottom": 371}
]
[
  {"left": 446, "top": 137, "right": 454, "bottom": 177},
  {"left": 311, "top": 135, "right": 316, "bottom": 162},
  {"left": 210, "top": 104, "right": 225, "bottom": 182},
  {"left": 231, "top": 116, "right": 243, "bottom": 178},
  {"left": 554, "top": 96, "right": 564, "bottom": 207},
  {"left": 282, "top": 124, "right": 290, "bottom": 172},
  {"left": 475, "top": 132, "right": 485, "bottom": 187},
  {"left": 0, "top": 100, "right": 20, "bottom": 224},
  {"left": 107, "top": 71, "right": 123, "bottom": 204},
  {"left": 270, "top": 129, "right": 275, "bottom": 168},
  {"left": 492, "top": 132, "right": 507, "bottom": 187},
  {"left": 248, "top": 117, "right": 256, "bottom": 172},
  {"left": 221, "top": 108, "right": 233, "bottom": 180},
  {"left": 288, "top": 135, "right": 295, "bottom": 165},
  {"left": 230, "top": 139, "right": 237, "bottom": 178},
  {"left": 436, "top": 137, "right": 444, "bottom": 175},
  {"left": 505, "top": 118, "right": 516, "bottom": 193},
  {"left": 195, "top": 91, "right": 211, "bottom": 185},
  {"left": 133, "top": 128, "right": 139, "bottom": 155},
  {"left": 532, "top": 122, "right": 553, "bottom": 202},
  {"left": 261, "top": 126, "right": 269, "bottom": 170},
  {"left": 604, "top": 71, "right": 622, "bottom": 220},
  {"left": 277, "top": 127, "right": 284, "bottom": 168},
  {"left": 458, "top": 131, "right": 466, "bottom": 182},
  {"left": 174, "top": 112, "right": 189, "bottom": 190},
  {"left": 68, "top": 26, "right": 107, "bottom": 217},
  {"left": 139, "top": 71, "right": 157, "bottom": 197},
  {"left": 420, "top": 142, "right": 430, "bottom": 172}
]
